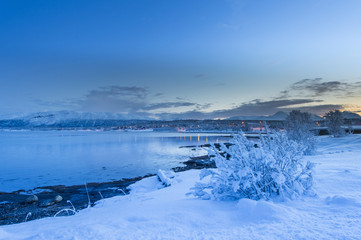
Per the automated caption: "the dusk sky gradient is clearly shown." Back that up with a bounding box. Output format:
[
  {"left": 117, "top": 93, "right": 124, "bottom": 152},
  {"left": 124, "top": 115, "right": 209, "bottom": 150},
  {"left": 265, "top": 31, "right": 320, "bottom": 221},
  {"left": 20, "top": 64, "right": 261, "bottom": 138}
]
[{"left": 1, "top": 0, "right": 361, "bottom": 119}]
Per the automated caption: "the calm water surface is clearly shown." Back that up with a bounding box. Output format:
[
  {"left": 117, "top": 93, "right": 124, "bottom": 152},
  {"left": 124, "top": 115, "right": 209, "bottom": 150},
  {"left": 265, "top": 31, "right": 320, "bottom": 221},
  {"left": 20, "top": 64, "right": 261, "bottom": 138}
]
[{"left": 0, "top": 130, "right": 230, "bottom": 192}]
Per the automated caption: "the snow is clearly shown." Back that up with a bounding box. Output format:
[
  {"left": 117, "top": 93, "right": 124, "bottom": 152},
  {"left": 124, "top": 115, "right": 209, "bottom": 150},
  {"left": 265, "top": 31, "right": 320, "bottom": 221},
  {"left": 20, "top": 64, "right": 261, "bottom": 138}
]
[
  {"left": 1, "top": 135, "right": 361, "bottom": 239},
  {"left": 156, "top": 169, "right": 174, "bottom": 187}
]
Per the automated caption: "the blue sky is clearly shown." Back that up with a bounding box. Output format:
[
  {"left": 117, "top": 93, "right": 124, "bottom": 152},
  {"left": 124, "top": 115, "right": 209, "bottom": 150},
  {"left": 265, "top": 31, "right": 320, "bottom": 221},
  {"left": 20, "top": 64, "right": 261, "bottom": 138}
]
[{"left": 1, "top": 0, "right": 361, "bottom": 119}]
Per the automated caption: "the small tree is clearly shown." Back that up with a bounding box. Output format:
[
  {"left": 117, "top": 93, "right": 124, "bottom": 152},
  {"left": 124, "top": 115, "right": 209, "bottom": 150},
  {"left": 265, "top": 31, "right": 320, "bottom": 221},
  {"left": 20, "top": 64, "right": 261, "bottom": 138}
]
[
  {"left": 286, "top": 110, "right": 316, "bottom": 155},
  {"left": 191, "top": 132, "right": 315, "bottom": 201},
  {"left": 325, "top": 110, "right": 345, "bottom": 137}
]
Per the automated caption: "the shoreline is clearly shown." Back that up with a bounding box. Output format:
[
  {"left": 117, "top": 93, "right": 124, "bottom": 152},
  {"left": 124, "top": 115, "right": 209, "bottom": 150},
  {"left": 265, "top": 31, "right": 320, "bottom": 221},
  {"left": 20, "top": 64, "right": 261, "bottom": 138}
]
[{"left": 0, "top": 155, "right": 213, "bottom": 226}]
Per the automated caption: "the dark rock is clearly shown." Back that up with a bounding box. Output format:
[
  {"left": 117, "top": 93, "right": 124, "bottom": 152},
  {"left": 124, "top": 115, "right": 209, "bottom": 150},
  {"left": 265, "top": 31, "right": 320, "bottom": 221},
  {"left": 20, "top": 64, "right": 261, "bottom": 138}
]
[
  {"left": 39, "top": 199, "right": 55, "bottom": 207},
  {"left": 49, "top": 185, "right": 67, "bottom": 193},
  {"left": 0, "top": 152, "right": 218, "bottom": 226},
  {"left": 53, "top": 195, "right": 63, "bottom": 203},
  {"left": 25, "top": 195, "right": 38, "bottom": 204}
]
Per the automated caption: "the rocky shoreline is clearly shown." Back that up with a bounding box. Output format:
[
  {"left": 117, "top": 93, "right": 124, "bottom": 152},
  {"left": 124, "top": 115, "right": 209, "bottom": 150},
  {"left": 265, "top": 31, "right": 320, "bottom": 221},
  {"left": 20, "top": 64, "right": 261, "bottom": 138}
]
[{"left": 0, "top": 154, "right": 214, "bottom": 226}]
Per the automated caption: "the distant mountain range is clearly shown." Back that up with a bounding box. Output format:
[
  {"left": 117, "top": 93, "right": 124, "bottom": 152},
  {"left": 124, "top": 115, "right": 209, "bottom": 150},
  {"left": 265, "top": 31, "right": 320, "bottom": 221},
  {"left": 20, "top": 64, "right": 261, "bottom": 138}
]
[
  {"left": 0, "top": 110, "right": 359, "bottom": 129},
  {"left": 0, "top": 111, "right": 151, "bottom": 129},
  {"left": 340, "top": 111, "right": 361, "bottom": 119}
]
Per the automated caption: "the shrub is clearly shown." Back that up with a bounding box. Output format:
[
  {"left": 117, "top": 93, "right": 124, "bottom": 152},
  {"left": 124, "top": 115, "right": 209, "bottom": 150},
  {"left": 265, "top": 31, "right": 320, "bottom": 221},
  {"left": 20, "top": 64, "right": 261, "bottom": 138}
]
[
  {"left": 325, "top": 110, "right": 345, "bottom": 137},
  {"left": 191, "top": 132, "right": 314, "bottom": 201},
  {"left": 286, "top": 110, "right": 316, "bottom": 155}
]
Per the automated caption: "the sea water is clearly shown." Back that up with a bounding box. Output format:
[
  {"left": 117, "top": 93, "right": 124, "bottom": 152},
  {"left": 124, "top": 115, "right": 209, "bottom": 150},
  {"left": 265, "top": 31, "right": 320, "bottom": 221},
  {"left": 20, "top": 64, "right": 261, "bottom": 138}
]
[{"left": 0, "top": 130, "right": 230, "bottom": 192}]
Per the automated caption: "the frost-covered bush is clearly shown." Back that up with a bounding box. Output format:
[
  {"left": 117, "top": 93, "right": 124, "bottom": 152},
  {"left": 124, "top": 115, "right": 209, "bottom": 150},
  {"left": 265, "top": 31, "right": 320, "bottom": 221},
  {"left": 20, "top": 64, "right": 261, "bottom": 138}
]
[
  {"left": 191, "top": 132, "right": 314, "bottom": 201},
  {"left": 325, "top": 110, "right": 345, "bottom": 137},
  {"left": 286, "top": 110, "right": 316, "bottom": 155}
]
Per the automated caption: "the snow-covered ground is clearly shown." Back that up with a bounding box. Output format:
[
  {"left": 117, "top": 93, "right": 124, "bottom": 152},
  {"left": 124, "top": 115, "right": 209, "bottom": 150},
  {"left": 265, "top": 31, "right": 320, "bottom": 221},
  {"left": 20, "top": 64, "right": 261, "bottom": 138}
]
[{"left": 1, "top": 135, "right": 361, "bottom": 240}]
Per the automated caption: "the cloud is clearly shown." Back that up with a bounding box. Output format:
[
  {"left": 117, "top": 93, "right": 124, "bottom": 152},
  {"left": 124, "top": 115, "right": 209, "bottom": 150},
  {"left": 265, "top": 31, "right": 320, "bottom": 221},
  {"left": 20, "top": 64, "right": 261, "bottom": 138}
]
[
  {"left": 274, "top": 90, "right": 289, "bottom": 99},
  {"left": 158, "top": 99, "right": 331, "bottom": 120},
  {"left": 195, "top": 103, "right": 212, "bottom": 110},
  {"left": 86, "top": 86, "right": 149, "bottom": 99},
  {"left": 288, "top": 78, "right": 361, "bottom": 97},
  {"left": 142, "top": 101, "right": 212, "bottom": 112},
  {"left": 294, "top": 104, "right": 343, "bottom": 114},
  {"left": 208, "top": 99, "right": 321, "bottom": 118},
  {"left": 78, "top": 86, "right": 149, "bottom": 113},
  {"left": 157, "top": 110, "right": 208, "bottom": 120},
  {"left": 142, "top": 101, "right": 197, "bottom": 111},
  {"left": 75, "top": 85, "right": 214, "bottom": 117},
  {"left": 230, "top": 78, "right": 361, "bottom": 117},
  {"left": 35, "top": 85, "right": 212, "bottom": 117},
  {"left": 176, "top": 97, "right": 186, "bottom": 101},
  {"left": 32, "top": 78, "right": 359, "bottom": 120}
]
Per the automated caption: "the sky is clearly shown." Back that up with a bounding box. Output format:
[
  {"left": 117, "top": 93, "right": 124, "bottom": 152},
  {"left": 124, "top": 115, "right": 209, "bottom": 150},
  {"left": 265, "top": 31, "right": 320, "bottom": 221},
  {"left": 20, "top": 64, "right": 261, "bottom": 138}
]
[{"left": 1, "top": 0, "right": 361, "bottom": 119}]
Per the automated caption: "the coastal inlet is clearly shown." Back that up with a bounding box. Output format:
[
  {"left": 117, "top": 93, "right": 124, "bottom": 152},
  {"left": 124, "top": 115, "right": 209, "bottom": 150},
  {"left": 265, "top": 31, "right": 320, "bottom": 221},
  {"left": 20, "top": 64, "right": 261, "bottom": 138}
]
[{"left": 0, "top": 131, "right": 231, "bottom": 193}]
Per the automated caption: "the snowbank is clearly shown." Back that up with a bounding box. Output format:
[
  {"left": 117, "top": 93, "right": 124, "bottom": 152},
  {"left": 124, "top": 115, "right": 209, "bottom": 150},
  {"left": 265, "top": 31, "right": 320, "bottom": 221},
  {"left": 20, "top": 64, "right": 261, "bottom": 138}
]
[{"left": 1, "top": 135, "right": 361, "bottom": 240}]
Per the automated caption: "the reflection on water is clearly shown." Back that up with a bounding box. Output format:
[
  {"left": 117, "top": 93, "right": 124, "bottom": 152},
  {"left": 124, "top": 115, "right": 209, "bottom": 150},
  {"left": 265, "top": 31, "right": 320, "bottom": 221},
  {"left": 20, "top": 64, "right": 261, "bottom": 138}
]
[{"left": 0, "top": 131, "right": 230, "bottom": 192}]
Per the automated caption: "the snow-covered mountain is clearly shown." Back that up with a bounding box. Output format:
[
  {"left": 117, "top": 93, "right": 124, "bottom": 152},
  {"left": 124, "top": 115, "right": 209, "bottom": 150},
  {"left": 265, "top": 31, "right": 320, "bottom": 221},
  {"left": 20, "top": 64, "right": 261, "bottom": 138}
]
[
  {"left": 341, "top": 111, "right": 361, "bottom": 119},
  {"left": 267, "top": 111, "right": 289, "bottom": 121},
  {"left": 0, "top": 111, "right": 152, "bottom": 128},
  {"left": 227, "top": 111, "right": 290, "bottom": 121}
]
